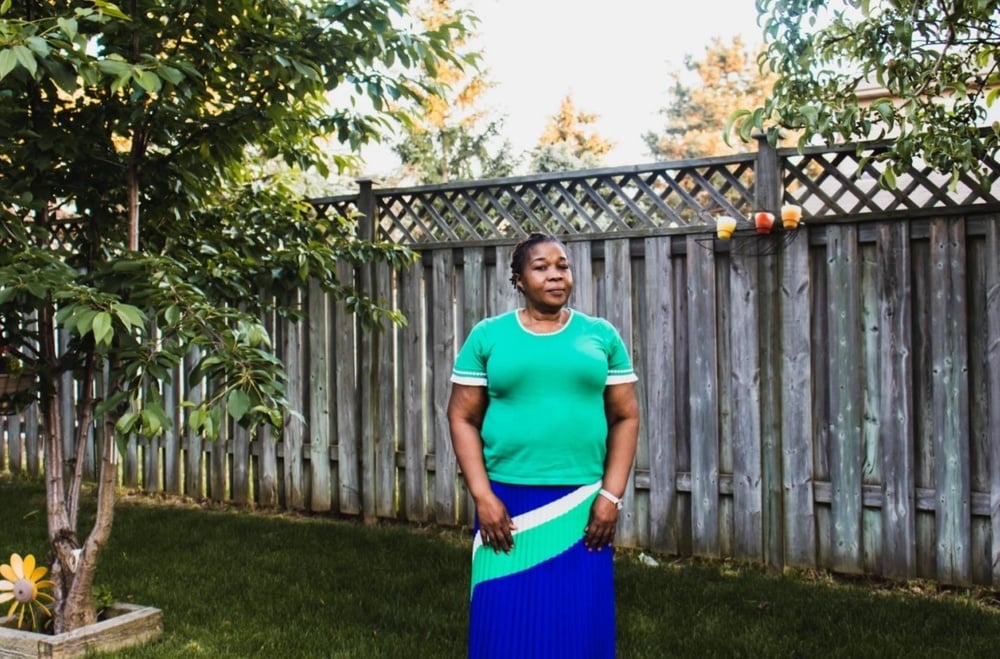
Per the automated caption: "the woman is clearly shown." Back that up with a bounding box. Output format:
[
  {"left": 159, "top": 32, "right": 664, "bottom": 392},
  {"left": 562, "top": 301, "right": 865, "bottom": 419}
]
[{"left": 448, "top": 232, "right": 640, "bottom": 658}]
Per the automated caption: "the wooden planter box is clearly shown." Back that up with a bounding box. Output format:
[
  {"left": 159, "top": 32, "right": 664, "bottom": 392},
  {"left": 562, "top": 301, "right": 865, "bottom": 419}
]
[{"left": 0, "top": 603, "right": 163, "bottom": 659}]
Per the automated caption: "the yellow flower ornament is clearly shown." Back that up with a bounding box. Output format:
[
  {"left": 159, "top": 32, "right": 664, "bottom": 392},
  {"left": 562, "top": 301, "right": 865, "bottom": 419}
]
[{"left": 0, "top": 553, "right": 55, "bottom": 629}]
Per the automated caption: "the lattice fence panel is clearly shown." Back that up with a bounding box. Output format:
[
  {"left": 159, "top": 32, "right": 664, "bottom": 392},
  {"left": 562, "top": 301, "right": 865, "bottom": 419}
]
[
  {"left": 781, "top": 144, "right": 1000, "bottom": 218},
  {"left": 369, "top": 157, "right": 758, "bottom": 244}
]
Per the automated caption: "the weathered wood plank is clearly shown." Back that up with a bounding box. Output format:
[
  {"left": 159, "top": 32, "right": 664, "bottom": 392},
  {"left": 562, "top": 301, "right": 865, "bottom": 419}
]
[
  {"left": 144, "top": 433, "right": 161, "bottom": 493},
  {"left": 358, "top": 271, "right": 378, "bottom": 521},
  {"left": 728, "top": 240, "right": 763, "bottom": 562},
  {"left": 686, "top": 236, "right": 719, "bottom": 557},
  {"left": 307, "top": 281, "right": 332, "bottom": 513},
  {"left": 492, "top": 243, "right": 519, "bottom": 317},
  {"left": 123, "top": 435, "right": 139, "bottom": 488},
  {"left": 966, "top": 231, "right": 993, "bottom": 584},
  {"left": 257, "top": 426, "right": 279, "bottom": 508},
  {"left": 229, "top": 430, "right": 249, "bottom": 506},
  {"left": 643, "top": 236, "right": 679, "bottom": 553},
  {"left": 860, "top": 240, "right": 882, "bottom": 576},
  {"left": 282, "top": 291, "right": 306, "bottom": 511},
  {"left": 334, "top": 261, "right": 360, "bottom": 515},
  {"left": 566, "top": 240, "right": 595, "bottom": 315},
  {"left": 6, "top": 414, "right": 22, "bottom": 472},
  {"left": 985, "top": 217, "right": 1000, "bottom": 589},
  {"left": 374, "top": 261, "right": 397, "bottom": 519},
  {"left": 162, "top": 366, "right": 181, "bottom": 494},
  {"left": 431, "top": 248, "right": 458, "bottom": 523},
  {"left": 780, "top": 228, "right": 816, "bottom": 567},
  {"left": 826, "top": 224, "right": 863, "bottom": 573},
  {"left": 876, "top": 221, "right": 916, "bottom": 580},
  {"left": 604, "top": 238, "right": 638, "bottom": 545},
  {"left": 183, "top": 349, "right": 203, "bottom": 499},
  {"left": 209, "top": 419, "right": 226, "bottom": 503},
  {"left": 929, "top": 218, "right": 972, "bottom": 584},
  {"left": 457, "top": 248, "right": 487, "bottom": 523},
  {"left": 758, "top": 242, "right": 783, "bottom": 569},
  {"left": 400, "top": 256, "right": 427, "bottom": 521},
  {"left": 256, "top": 309, "right": 279, "bottom": 508}
]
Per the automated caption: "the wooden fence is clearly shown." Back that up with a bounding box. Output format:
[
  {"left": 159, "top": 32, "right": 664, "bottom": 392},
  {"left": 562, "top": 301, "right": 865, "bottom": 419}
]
[{"left": 3, "top": 138, "right": 1000, "bottom": 589}]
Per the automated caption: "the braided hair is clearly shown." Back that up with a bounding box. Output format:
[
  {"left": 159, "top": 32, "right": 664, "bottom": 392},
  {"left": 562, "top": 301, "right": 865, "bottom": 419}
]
[{"left": 509, "top": 233, "right": 566, "bottom": 292}]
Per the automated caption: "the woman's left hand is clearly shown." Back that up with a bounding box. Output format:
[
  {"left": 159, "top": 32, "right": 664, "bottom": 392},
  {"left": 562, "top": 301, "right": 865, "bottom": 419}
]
[{"left": 584, "top": 497, "right": 619, "bottom": 551}]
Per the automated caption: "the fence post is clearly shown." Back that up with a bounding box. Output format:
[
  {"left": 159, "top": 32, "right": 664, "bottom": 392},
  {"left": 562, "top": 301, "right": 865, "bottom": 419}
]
[
  {"left": 356, "top": 178, "right": 378, "bottom": 522},
  {"left": 754, "top": 135, "right": 785, "bottom": 570}
]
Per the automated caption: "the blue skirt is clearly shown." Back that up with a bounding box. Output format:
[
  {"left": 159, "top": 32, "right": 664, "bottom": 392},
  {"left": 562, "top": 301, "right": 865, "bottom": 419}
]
[{"left": 468, "top": 481, "right": 615, "bottom": 659}]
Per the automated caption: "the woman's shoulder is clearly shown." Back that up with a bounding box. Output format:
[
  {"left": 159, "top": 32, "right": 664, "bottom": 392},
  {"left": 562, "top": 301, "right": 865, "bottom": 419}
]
[
  {"left": 468, "top": 309, "right": 519, "bottom": 335},
  {"left": 568, "top": 309, "right": 619, "bottom": 333}
]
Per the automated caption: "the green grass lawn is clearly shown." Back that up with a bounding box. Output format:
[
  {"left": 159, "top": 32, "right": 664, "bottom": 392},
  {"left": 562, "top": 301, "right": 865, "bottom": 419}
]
[{"left": 3, "top": 474, "right": 1000, "bottom": 658}]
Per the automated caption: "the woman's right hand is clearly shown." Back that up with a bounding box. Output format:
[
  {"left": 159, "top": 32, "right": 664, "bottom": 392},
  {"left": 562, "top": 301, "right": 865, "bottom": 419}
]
[{"left": 475, "top": 492, "right": 516, "bottom": 553}]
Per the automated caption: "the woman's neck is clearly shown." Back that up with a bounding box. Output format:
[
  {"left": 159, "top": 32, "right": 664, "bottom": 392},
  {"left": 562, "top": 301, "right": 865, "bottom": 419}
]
[{"left": 519, "top": 306, "right": 568, "bottom": 332}]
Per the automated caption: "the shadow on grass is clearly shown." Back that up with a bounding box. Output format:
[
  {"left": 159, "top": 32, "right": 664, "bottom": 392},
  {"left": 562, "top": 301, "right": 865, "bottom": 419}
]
[{"left": 3, "top": 475, "right": 999, "bottom": 658}]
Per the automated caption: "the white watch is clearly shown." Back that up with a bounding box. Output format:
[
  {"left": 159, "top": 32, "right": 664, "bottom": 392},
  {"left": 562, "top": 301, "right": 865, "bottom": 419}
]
[{"left": 598, "top": 488, "right": 623, "bottom": 510}]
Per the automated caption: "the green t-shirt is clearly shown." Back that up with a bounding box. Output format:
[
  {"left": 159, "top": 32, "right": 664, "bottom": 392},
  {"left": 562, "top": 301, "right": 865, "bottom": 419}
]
[{"left": 451, "top": 309, "right": 637, "bottom": 485}]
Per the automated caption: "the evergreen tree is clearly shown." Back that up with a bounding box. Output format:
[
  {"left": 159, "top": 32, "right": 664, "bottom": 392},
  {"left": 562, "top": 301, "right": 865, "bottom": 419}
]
[
  {"left": 530, "top": 95, "right": 613, "bottom": 173},
  {"left": 644, "top": 36, "right": 776, "bottom": 161},
  {"left": 392, "top": 0, "right": 518, "bottom": 183}
]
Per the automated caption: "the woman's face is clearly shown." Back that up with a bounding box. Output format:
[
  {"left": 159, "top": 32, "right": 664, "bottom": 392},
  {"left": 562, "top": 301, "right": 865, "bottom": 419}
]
[{"left": 516, "top": 241, "right": 573, "bottom": 310}]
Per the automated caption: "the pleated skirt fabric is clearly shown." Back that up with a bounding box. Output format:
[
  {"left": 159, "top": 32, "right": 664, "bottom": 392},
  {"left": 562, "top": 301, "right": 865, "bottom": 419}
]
[{"left": 468, "top": 481, "right": 615, "bottom": 659}]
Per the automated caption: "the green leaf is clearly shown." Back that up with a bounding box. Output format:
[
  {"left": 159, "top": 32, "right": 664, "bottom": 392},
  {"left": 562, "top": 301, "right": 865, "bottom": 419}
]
[
  {"left": 25, "top": 37, "right": 50, "bottom": 58},
  {"left": 113, "top": 303, "right": 146, "bottom": 329},
  {"left": 227, "top": 389, "right": 251, "bottom": 422},
  {"left": 93, "top": 0, "right": 132, "bottom": 21},
  {"left": 96, "top": 59, "right": 130, "bottom": 76},
  {"left": 134, "top": 69, "right": 162, "bottom": 93},
  {"left": 158, "top": 65, "right": 183, "bottom": 86},
  {"left": 0, "top": 49, "right": 17, "bottom": 80},
  {"left": 115, "top": 411, "right": 138, "bottom": 435},
  {"left": 75, "top": 308, "right": 99, "bottom": 335},
  {"left": 11, "top": 45, "right": 37, "bottom": 77},
  {"left": 92, "top": 311, "right": 113, "bottom": 345},
  {"left": 140, "top": 407, "right": 163, "bottom": 436},
  {"left": 57, "top": 17, "right": 79, "bottom": 41}
]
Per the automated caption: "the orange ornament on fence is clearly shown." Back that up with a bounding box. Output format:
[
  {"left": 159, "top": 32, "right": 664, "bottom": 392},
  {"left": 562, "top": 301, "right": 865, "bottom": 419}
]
[{"left": 754, "top": 211, "right": 775, "bottom": 235}]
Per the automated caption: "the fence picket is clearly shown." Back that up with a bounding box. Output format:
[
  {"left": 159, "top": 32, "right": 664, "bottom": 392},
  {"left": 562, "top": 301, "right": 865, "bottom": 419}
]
[
  {"left": 308, "top": 280, "right": 332, "bottom": 513},
  {"left": 876, "top": 221, "right": 916, "bottom": 579},
  {"left": 780, "top": 232, "right": 816, "bottom": 567},
  {"left": 930, "top": 218, "right": 973, "bottom": 584},
  {"left": 686, "top": 237, "right": 720, "bottom": 557}
]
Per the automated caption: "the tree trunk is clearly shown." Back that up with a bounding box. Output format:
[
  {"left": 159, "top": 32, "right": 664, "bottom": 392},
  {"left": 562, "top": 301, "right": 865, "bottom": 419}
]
[{"left": 39, "top": 305, "right": 116, "bottom": 633}]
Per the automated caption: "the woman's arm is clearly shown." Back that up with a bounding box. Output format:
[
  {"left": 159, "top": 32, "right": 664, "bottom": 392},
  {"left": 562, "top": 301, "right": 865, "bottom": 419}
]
[
  {"left": 601, "top": 381, "right": 640, "bottom": 497},
  {"left": 584, "top": 381, "right": 640, "bottom": 550},
  {"left": 447, "top": 383, "right": 515, "bottom": 552}
]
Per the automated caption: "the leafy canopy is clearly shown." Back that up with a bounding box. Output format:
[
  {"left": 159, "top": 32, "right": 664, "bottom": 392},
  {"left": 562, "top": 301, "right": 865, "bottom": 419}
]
[
  {"left": 0, "top": 0, "right": 466, "bottom": 441},
  {"left": 729, "top": 0, "right": 1000, "bottom": 189}
]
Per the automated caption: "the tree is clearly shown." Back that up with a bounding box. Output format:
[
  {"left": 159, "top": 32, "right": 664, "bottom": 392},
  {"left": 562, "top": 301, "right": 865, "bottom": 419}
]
[
  {"left": 644, "top": 36, "right": 777, "bottom": 161},
  {"left": 730, "top": 0, "right": 1000, "bottom": 189},
  {"left": 0, "top": 0, "right": 466, "bottom": 634},
  {"left": 392, "top": 0, "right": 518, "bottom": 183},
  {"left": 529, "top": 95, "right": 613, "bottom": 173}
]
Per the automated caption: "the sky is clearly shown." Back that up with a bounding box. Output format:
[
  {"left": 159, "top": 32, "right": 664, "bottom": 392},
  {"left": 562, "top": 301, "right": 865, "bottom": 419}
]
[{"left": 361, "top": 0, "right": 764, "bottom": 174}]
